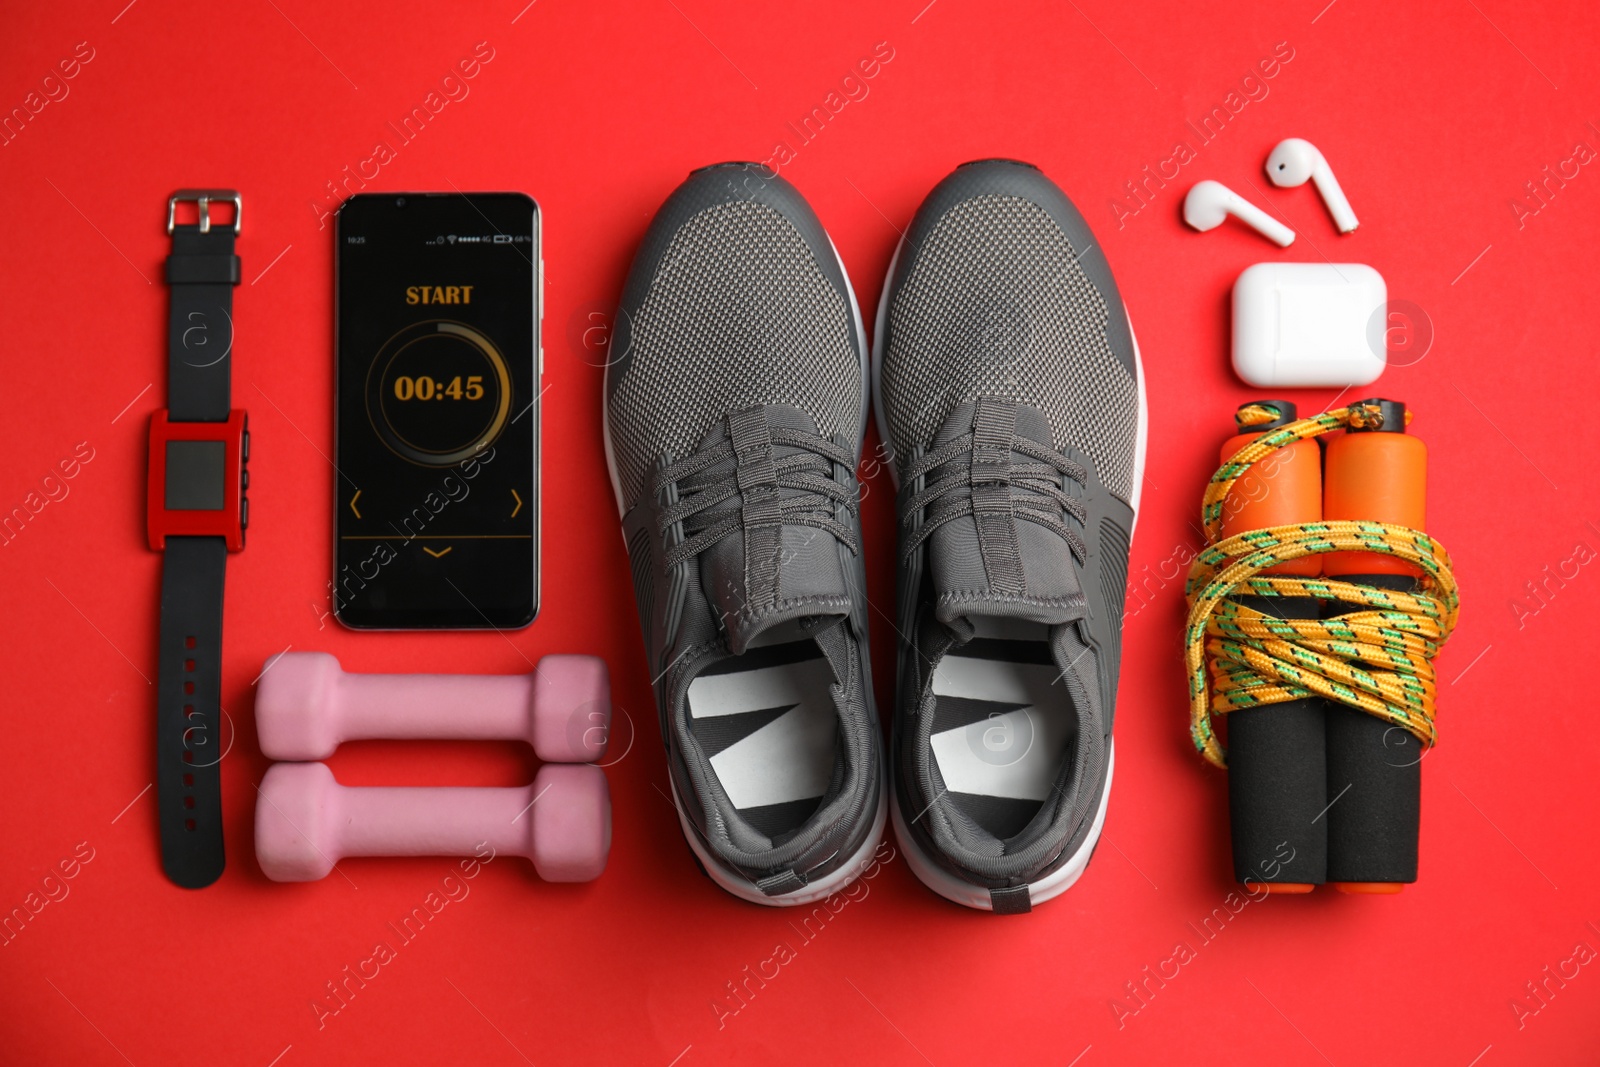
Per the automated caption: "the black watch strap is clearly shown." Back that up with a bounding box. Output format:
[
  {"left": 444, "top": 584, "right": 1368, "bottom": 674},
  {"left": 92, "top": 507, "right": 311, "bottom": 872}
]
[
  {"left": 156, "top": 192, "right": 241, "bottom": 888},
  {"left": 165, "top": 197, "right": 240, "bottom": 420},
  {"left": 157, "top": 537, "right": 229, "bottom": 887}
]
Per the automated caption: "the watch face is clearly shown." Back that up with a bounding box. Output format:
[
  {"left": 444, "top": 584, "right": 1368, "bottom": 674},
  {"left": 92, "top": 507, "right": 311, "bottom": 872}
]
[
  {"left": 165, "top": 441, "right": 226, "bottom": 510},
  {"left": 334, "top": 193, "right": 540, "bottom": 630}
]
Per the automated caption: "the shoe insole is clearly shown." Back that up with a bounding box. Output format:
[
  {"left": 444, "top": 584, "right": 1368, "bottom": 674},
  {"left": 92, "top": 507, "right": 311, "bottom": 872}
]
[
  {"left": 929, "top": 619, "right": 1076, "bottom": 842},
  {"left": 687, "top": 640, "right": 837, "bottom": 841}
]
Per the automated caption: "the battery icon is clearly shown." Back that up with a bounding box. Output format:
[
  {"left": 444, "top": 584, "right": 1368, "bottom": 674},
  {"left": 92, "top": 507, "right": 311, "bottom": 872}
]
[{"left": 493, "top": 234, "right": 512, "bottom": 244}]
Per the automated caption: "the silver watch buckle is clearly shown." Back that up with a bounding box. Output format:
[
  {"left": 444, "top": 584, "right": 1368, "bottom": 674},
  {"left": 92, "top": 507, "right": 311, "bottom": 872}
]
[{"left": 167, "top": 190, "right": 242, "bottom": 235}]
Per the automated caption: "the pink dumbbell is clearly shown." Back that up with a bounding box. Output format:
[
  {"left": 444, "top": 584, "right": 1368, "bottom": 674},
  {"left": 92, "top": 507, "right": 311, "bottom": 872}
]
[
  {"left": 255, "top": 762, "right": 610, "bottom": 883},
  {"left": 256, "top": 652, "right": 609, "bottom": 763}
]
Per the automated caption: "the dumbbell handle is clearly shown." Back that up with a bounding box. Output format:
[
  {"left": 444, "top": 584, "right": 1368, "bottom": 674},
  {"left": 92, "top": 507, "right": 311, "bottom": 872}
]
[
  {"left": 326, "top": 672, "right": 536, "bottom": 743},
  {"left": 331, "top": 781, "right": 539, "bottom": 859}
]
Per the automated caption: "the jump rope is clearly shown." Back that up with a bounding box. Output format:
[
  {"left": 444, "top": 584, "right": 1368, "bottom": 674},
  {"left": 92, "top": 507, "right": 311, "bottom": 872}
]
[{"left": 1184, "top": 399, "right": 1460, "bottom": 892}]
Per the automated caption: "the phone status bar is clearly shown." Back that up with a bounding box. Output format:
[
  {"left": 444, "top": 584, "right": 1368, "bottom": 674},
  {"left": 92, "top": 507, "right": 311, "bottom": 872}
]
[{"left": 426, "top": 233, "right": 532, "bottom": 246}]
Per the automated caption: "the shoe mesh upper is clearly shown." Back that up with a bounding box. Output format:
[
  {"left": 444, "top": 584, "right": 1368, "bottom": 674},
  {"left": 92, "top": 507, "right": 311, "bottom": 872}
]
[
  {"left": 607, "top": 180, "right": 882, "bottom": 894},
  {"left": 882, "top": 194, "right": 1138, "bottom": 503},
  {"left": 608, "top": 201, "right": 860, "bottom": 508}
]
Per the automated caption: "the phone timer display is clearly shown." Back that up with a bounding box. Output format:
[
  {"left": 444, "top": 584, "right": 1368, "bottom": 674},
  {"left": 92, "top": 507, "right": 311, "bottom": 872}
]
[{"left": 335, "top": 193, "right": 539, "bottom": 630}]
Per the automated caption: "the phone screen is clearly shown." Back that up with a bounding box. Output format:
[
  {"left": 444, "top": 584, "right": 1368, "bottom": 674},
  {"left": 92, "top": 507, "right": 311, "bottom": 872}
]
[{"left": 334, "top": 193, "right": 540, "bottom": 629}]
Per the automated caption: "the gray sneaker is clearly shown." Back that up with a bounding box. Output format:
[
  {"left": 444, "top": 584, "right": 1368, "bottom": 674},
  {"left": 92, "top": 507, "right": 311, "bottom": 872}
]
[
  {"left": 604, "top": 163, "right": 885, "bottom": 905},
  {"left": 873, "top": 160, "right": 1146, "bottom": 912}
]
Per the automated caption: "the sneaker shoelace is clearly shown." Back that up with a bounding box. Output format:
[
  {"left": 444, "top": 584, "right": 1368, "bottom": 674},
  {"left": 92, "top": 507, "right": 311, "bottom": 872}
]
[
  {"left": 653, "top": 426, "right": 859, "bottom": 569},
  {"left": 900, "top": 429, "right": 1088, "bottom": 563}
]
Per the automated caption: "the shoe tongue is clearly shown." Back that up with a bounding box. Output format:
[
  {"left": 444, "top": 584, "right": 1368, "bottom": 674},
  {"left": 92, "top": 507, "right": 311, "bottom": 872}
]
[
  {"left": 694, "top": 404, "right": 853, "bottom": 655},
  {"left": 923, "top": 398, "right": 1088, "bottom": 629}
]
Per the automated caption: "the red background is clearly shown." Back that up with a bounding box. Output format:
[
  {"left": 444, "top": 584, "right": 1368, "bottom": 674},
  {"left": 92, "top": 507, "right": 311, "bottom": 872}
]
[{"left": 3, "top": 1, "right": 1598, "bottom": 1063}]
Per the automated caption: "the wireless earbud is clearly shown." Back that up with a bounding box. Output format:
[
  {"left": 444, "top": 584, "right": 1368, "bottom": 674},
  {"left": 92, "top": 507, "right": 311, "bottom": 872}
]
[
  {"left": 1266, "top": 138, "right": 1358, "bottom": 233},
  {"left": 1183, "top": 180, "right": 1295, "bottom": 247}
]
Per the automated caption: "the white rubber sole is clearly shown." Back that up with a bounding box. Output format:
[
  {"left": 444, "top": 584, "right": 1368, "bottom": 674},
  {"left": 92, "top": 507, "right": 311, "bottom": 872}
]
[
  {"left": 602, "top": 215, "right": 885, "bottom": 906},
  {"left": 674, "top": 778, "right": 889, "bottom": 907},
  {"left": 868, "top": 229, "right": 1148, "bottom": 911},
  {"left": 891, "top": 744, "right": 1114, "bottom": 911}
]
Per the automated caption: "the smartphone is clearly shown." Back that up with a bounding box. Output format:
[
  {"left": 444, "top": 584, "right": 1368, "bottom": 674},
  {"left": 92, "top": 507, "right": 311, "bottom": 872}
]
[{"left": 334, "top": 192, "right": 540, "bottom": 629}]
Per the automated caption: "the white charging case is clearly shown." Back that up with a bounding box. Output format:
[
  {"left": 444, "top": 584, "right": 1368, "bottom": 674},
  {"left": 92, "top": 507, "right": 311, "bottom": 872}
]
[{"left": 1232, "top": 262, "right": 1387, "bottom": 388}]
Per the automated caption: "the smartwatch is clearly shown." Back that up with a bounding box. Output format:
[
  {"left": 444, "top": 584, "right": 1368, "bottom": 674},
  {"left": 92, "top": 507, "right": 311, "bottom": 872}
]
[{"left": 146, "top": 191, "right": 249, "bottom": 888}]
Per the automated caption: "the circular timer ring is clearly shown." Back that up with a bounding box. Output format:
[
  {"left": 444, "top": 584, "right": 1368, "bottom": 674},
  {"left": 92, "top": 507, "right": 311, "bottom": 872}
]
[{"left": 366, "top": 319, "right": 514, "bottom": 467}]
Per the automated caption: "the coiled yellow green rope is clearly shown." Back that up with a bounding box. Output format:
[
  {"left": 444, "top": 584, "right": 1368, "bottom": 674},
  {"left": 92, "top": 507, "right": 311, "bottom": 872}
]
[{"left": 1184, "top": 403, "right": 1461, "bottom": 769}]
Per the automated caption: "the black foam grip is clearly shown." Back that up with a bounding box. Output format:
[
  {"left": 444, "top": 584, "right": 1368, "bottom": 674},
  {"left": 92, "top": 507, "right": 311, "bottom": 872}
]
[
  {"left": 156, "top": 535, "right": 228, "bottom": 888},
  {"left": 1227, "top": 595, "right": 1326, "bottom": 885},
  {"left": 1324, "top": 573, "right": 1421, "bottom": 884}
]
